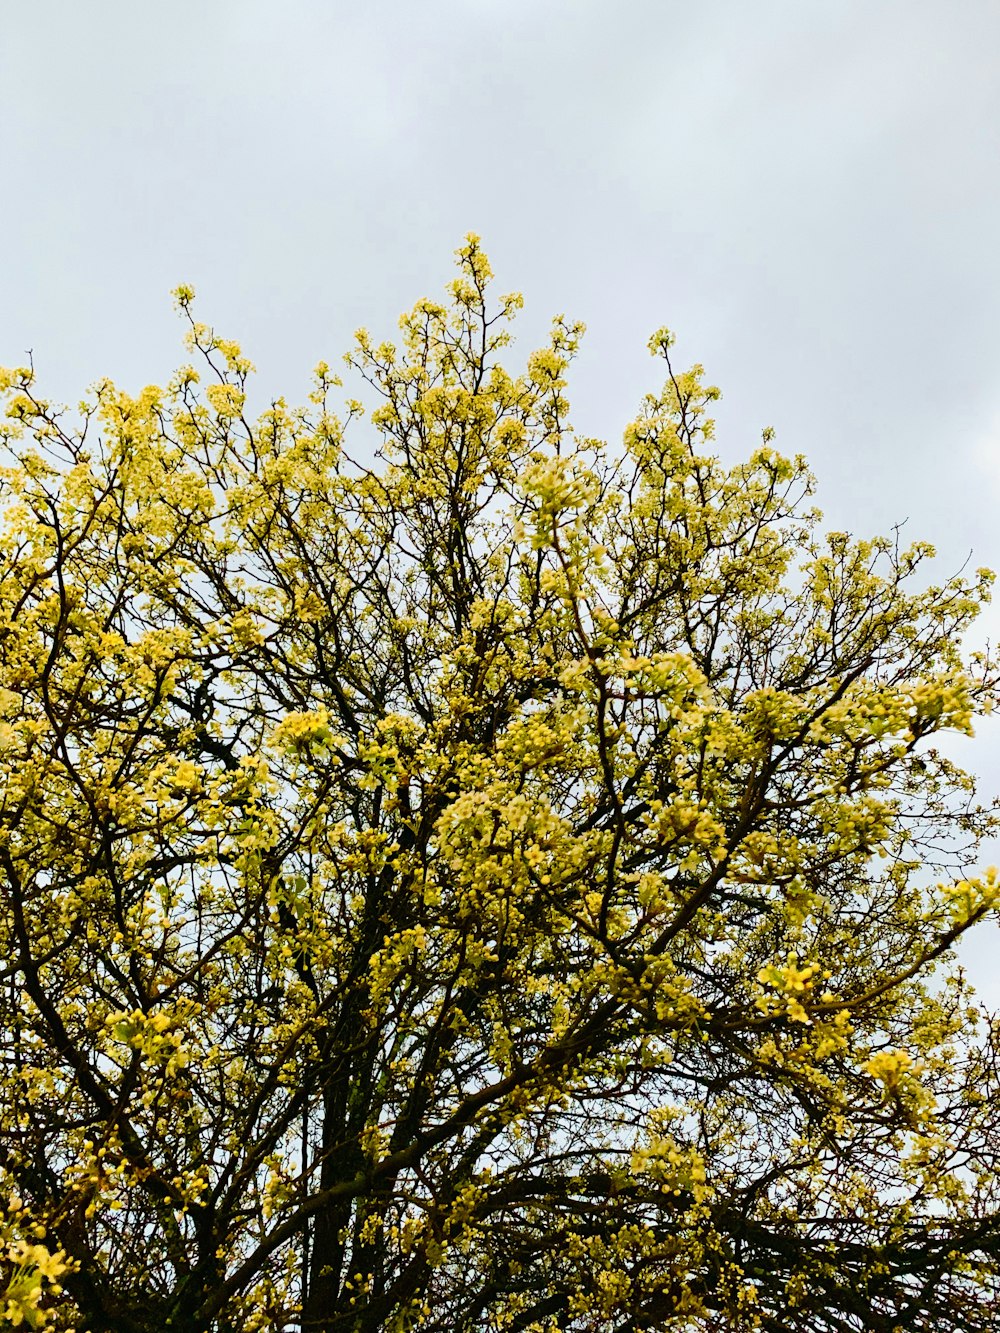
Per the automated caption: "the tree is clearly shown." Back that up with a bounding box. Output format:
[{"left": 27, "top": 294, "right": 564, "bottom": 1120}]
[{"left": 2, "top": 237, "right": 1000, "bottom": 1333}]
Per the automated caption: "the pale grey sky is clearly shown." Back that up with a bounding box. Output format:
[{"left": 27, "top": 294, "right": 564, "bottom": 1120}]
[{"left": 3, "top": 0, "right": 1000, "bottom": 993}]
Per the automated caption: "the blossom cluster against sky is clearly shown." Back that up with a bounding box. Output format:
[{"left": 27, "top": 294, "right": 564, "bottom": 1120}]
[{"left": 4, "top": 0, "right": 999, "bottom": 995}]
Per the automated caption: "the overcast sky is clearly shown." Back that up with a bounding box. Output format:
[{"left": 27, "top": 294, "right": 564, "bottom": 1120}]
[{"left": 3, "top": 0, "right": 999, "bottom": 993}]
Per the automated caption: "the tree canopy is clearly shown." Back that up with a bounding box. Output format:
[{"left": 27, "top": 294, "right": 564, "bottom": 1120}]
[{"left": 2, "top": 237, "right": 1000, "bottom": 1333}]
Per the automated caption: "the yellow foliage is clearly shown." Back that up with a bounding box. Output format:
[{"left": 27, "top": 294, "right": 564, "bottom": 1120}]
[{"left": 1, "top": 237, "right": 999, "bottom": 1331}]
